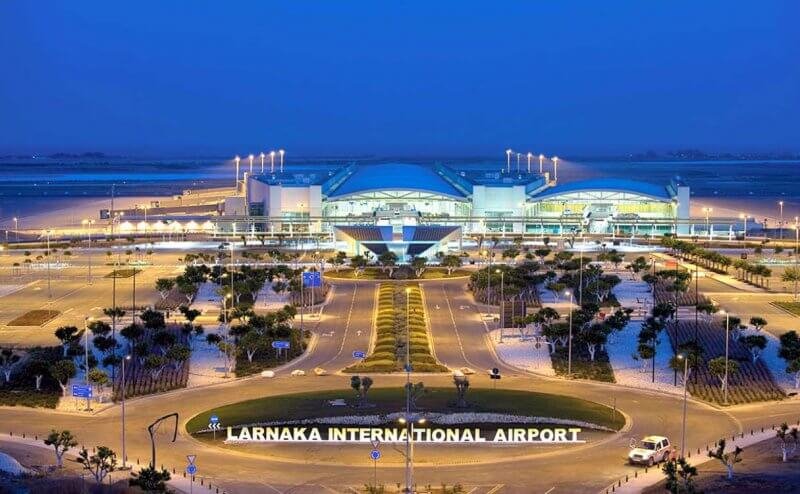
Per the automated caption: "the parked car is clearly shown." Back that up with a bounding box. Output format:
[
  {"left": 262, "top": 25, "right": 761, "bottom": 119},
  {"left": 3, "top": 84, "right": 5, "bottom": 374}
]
[{"left": 628, "top": 436, "right": 673, "bottom": 466}]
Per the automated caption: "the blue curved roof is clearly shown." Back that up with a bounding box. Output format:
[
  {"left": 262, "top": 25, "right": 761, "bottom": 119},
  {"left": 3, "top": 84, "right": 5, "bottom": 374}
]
[
  {"left": 532, "top": 178, "right": 672, "bottom": 201},
  {"left": 326, "top": 163, "right": 467, "bottom": 199}
]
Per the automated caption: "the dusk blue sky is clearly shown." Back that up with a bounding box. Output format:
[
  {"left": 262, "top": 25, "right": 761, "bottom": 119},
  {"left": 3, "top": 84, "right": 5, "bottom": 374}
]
[{"left": 1, "top": 2, "right": 798, "bottom": 157}]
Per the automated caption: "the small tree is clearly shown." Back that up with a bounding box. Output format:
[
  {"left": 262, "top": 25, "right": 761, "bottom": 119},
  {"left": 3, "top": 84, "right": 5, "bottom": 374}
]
[
  {"left": 663, "top": 457, "right": 698, "bottom": 494},
  {"left": 739, "top": 334, "right": 767, "bottom": 363},
  {"left": 87, "top": 368, "right": 109, "bottom": 394},
  {"left": 77, "top": 446, "right": 117, "bottom": 483},
  {"left": 776, "top": 422, "right": 798, "bottom": 462},
  {"left": 779, "top": 331, "right": 800, "bottom": 388},
  {"left": 378, "top": 251, "right": 399, "bottom": 277},
  {"left": 441, "top": 254, "right": 462, "bottom": 275},
  {"left": 239, "top": 332, "right": 267, "bottom": 363},
  {"left": 144, "top": 354, "right": 168, "bottom": 379},
  {"left": 50, "top": 360, "right": 77, "bottom": 396},
  {"left": 411, "top": 256, "right": 428, "bottom": 278},
  {"left": 44, "top": 430, "right": 78, "bottom": 468},
  {"left": 155, "top": 278, "right": 176, "bottom": 300},
  {"left": 708, "top": 357, "right": 739, "bottom": 392},
  {"left": 54, "top": 326, "right": 82, "bottom": 357},
  {"left": 0, "top": 348, "right": 20, "bottom": 383},
  {"left": 782, "top": 266, "right": 800, "bottom": 301},
  {"left": 350, "top": 255, "right": 368, "bottom": 276},
  {"left": 748, "top": 316, "right": 767, "bottom": 332},
  {"left": 28, "top": 359, "right": 50, "bottom": 391},
  {"left": 130, "top": 466, "right": 172, "bottom": 492},
  {"left": 707, "top": 438, "right": 742, "bottom": 480}
]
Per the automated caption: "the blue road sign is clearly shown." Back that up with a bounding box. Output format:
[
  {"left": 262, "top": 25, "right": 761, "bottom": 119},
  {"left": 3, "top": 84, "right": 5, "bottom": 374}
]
[
  {"left": 272, "top": 340, "right": 290, "bottom": 350},
  {"left": 72, "top": 384, "right": 92, "bottom": 398},
  {"left": 370, "top": 449, "right": 381, "bottom": 461},
  {"left": 302, "top": 271, "right": 322, "bottom": 288},
  {"left": 210, "top": 414, "right": 219, "bottom": 424},
  {"left": 353, "top": 351, "right": 366, "bottom": 359},
  {"left": 186, "top": 464, "right": 197, "bottom": 475}
]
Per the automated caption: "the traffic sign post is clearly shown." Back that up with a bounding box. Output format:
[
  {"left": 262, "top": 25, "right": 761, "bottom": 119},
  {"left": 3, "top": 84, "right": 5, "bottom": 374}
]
[
  {"left": 209, "top": 415, "right": 220, "bottom": 440},
  {"left": 186, "top": 455, "right": 197, "bottom": 494},
  {"left": 370, "top": 448, "right": 381, "bottom": 488},
  {"left": 490, "top": 368, "right": 501, "bottom": 390}
]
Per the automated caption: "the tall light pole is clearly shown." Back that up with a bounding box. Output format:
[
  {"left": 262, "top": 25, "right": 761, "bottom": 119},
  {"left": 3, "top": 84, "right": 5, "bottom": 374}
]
[
  {"left": 234, "top": 155, "right": 241, "bottom": 189},
  {"left": 720, "top": 310, "right": 731, "bottom": 404},
  {"left": 566, "top": 290, "right": 573, "bottom": 377},
  {"left": 794, "top": 218, "right": 799, "bottom": 300},
  {"left": 496, "top": 268, "right": 504, "bottom": 341},
  {"left": 779, "top": 201, "right": 784, "bottom": 240},
  {"left": 259, "top": 152, "right": 265, "bottom": 173},
  {"left": 399, "top": 414, "right": 425, "bottom": 494},
  {"left": 677, "top": 353, "right": 689, "bottom": 459},
  {"left": 538, "top": 154, "right": 544, "bottom": 174},
  {"left": 12, "top": 217, "right": 18, "bottom": 242},
  {"left": 526, "top": 152, "right": 533, "bottom": 173},
  {"left": 82, "top": 219, "right": 94, "bottom": 285},
  {"left": 739, "top": 213, "right": 748, "bottom": 241},
  {"left": 45, "top": 229, "right": 52, "bottom": 300},
  {"left": 516, "top": 152, "right": 521, "bottom": 173},
  {"left": 270, "top": 151, "right": 276, "bottom": 173},
  {"left": 703, "top": 207, "right": 712, "bottom": 239},
  {"left": 248, "top": 154, "right": 254, "bottom": 175},
  {"left": 483, "top": 249, "right": 493, "bottom": 317},
  {"left": 84, "top": 316, "right": 93, "bottom": 411},
  {"left": 505, "top": 149, "right": 512, "bottom": 173},
  {"left": 121, "top": 354, "right": 131, "bottom": 469},
  {"left": 279, "top": 149, "right": 285, "bottom": 173},
  {"left": 552, "top": 156, "right": 560, "bottom": 182}
]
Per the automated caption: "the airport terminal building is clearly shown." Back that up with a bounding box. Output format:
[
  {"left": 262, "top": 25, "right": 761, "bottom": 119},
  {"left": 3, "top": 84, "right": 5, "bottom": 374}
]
[{"left": 233, "top": 162, "right": 690, "bottom": 258}]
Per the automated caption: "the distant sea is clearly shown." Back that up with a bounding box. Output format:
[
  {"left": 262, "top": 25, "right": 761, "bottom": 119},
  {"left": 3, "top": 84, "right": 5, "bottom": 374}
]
[{"left": 0, "top": 157, "right": 798, "bottom": 225}]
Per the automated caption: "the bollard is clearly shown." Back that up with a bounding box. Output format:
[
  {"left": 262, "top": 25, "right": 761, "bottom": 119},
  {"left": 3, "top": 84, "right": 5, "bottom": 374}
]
[
  {"left": 625, "top": 475, "right": 628, "bottom": 482},
  {"left": 22, "top": 433, "right": 25, "bottom": 439},
  {"left": 751, "top": 429, "right": 753, "bottom": 435},
  {"left": 618, "top": 480, "right": 621, "bottom": 487},
  {"left": 688, "top": 451, "right": 691, "bottom": 458},
  {"left": 200, "top": 478, "right": 204, "bottom": 486},
  {"left": 183, "top": 472, "right": 186, "bottom": 478},
  {"left": 172, "top": 467, "right": 175, "bottom": 474},
  {"left": 761, "top": 427, "right": 764, "bottom": 433},
  {"left": 34, "top": 435, "right": 37, "bottom": 441},
  {"left": 137, "top": 458, "right": 140, "bottom": 465},
  {"left": 612, "top": 486, "right": 615, "bottom": 492},
  {"left": 634, "top": 471, "right": 638, "bottom": 478}
]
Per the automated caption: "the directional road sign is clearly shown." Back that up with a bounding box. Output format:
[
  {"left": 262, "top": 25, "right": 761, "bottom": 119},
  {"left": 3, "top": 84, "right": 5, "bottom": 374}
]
[
  {"left": 210, "top": 415, "right": 219, "bottom": 424},
  {"left": 353, "top": 350, "right": 366, "bottom": 359},
  {"left": 72, "top": 384, "right": 92, "bottom": 398},
  {"left": 272, "top": 340, "right": 290, "bottom": 350},
  {"left": 302, "top": 271, "right": 322, "bottom": 287}
]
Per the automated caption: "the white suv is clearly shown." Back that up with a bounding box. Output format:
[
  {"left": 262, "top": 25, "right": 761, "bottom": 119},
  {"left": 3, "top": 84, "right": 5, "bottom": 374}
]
[{"left": 628, "top": 436, "right": 673, "bottom": 466}]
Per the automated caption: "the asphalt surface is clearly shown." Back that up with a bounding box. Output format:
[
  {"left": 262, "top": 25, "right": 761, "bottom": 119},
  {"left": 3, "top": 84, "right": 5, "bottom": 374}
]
[{"left": 1, "top": 249, "right": 800, "bottom": 493}]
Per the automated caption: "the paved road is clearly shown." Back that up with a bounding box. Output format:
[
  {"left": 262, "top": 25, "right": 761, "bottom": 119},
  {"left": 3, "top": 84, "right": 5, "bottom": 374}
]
[{"left": 1, "top": 271, "right": 799, "bottom": 492}]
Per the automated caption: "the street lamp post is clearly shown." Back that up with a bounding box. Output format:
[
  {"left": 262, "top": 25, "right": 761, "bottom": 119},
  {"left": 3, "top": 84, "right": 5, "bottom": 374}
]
[
  {"left": 13, "top": 217, "right": 18, "bottom": 242},
  {"left": 260, "top": 152, "right": 265, "bottom": 173},
  {"left": 538, "top": 154, "right": 544, "bottom": 174},
  {"left": 779, "top": 201, "right": 784, "bottom": 240},
  {"left": 677, "top": 353, "right": 689, "bottom": 459},
  {"left": 552, "top": 156, "right": 559, "bottom": 182},
  {"left": 270, "top": 151, "right": 275, "bottom": 173},
  {"left": 84, "top": 317, "right": 92, "bottom": 411},
  {"left": 279, "top": 149, "right": 285, "bottom": 173},
  {"left": 566, "top": 290, "right": 573, "bottom": 377},
  {"left": 526, "top": 152, "right": 532, "bottom": 173},
  {"left": 121, "top": 354, "right": 131, "bottom": 469},
  {"left": 496, "top": 269, "right": 504, "bottom": 342},
  {"left": 703, "top": 207, "right": 712, "bottom": 240},
  {"left": 234, "top": 155, "right": 241, "bottom": 189},
  {"left": 505, "top": 149, "right": 512, "bottom": 174},
  {"left": 720, "top": 310, "right": 731, "bottom": 404},
  {"left": 248, "top": 154, "right": 254, "bottom": 175},
  {"left": 739, "top": 213, "right": 749, "bottom": 241},
  {"left": 516, "top": 152, "right": 521, "bottom": 173},
  {"left": 45, "top": 229, "right": 52, "bottom": 300}
]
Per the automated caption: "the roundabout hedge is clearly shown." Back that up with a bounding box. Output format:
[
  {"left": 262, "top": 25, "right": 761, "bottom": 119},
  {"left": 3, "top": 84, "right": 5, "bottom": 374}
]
[{"left": 186, "top": 387, "right": 626, "bottom": 436}]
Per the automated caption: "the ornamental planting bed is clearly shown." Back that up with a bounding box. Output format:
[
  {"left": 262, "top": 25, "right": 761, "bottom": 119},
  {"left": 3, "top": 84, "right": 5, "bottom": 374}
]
[
  {"left": 6, "top": 310, "right": 60, "bottom": 327},
  {"left": 345, "top": 283, "right": 447, "bottom": 373}
]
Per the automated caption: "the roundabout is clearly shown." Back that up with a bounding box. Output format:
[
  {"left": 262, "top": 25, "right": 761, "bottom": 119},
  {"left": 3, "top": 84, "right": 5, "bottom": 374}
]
[{"left": 185, "top": 387, "right": 625, "bottom": 466}]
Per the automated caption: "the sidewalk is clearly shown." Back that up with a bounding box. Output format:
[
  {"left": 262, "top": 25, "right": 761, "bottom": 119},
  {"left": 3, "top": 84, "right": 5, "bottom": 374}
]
[{"left": 607, "top": 427, "right": 778, "bottom": 493}]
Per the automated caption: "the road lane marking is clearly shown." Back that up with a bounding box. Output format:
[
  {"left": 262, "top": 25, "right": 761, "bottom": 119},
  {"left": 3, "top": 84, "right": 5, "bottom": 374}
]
[
  {"left": 440, "top": 283, "right": 480, "bottom": 370},
  {"left": 544, "top": 487, "right": 555, "bottom": 494},
  {"left": 486, "top": 484, "right": 505, "bottom": 494}
]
